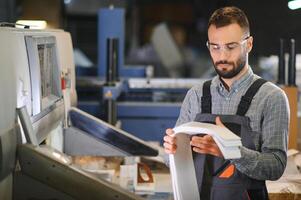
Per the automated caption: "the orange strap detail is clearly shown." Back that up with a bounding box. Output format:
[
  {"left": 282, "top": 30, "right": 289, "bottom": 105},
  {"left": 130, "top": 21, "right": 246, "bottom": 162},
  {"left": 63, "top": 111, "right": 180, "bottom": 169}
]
[{"left": 219, "top": 164, "right": 235, "bottom": 178}]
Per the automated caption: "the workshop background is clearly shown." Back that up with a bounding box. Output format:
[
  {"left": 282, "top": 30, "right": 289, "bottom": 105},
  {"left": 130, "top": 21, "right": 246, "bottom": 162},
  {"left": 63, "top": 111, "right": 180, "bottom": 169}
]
[
  {"left": 2, "top": 0, "right": 301, "bottom": 74},
  {"left": 1, "top": 0, "right": 301, "bottom": 199},
  {"left": 2, "top": 0, "right": 301, "bottom": 161}
]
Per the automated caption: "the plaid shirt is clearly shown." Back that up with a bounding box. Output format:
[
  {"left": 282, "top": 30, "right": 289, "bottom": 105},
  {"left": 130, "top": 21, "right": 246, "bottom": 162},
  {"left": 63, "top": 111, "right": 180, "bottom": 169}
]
[{"left": 176, "top": 66, "right": 290, "bottom": 181}]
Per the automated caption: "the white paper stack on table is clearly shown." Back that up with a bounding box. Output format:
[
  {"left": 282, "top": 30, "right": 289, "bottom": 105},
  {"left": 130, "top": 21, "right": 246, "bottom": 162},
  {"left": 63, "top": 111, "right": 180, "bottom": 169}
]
[{"left": 169, "top": 121, "right": 242, "bottom": 200}]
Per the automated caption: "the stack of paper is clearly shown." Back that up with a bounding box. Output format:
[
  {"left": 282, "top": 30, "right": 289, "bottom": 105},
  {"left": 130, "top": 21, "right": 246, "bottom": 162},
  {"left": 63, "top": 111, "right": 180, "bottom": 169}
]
[
  {"left": 173, "top": 121, "right": 242, "bottom": 159},
  {"left": 169, "top": 121, "right": 242, "bottom": 200}
]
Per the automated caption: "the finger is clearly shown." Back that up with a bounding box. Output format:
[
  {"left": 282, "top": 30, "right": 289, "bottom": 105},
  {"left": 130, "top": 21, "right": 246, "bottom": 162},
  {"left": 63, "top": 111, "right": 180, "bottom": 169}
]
[
  {"left": 163, "top": 142, "right": 177, "bottom": 154},
  {"left": 202, "top": 135, "right": 215, "bottom": 143},
  {"left": 200, "top": 136, "right": 220, "bottom": 149},
  {"left": 190, "top": 137, "right": 222, "bottom": 155},
  {"left": 215, "top": 116, "right": 225, "bottom": 127},
  {"left": 163, "top": 142, "right": 177, "bottom": 151},
  {"left": 191, "top": 135, "right": 206, "bottom": 142},
  {"left": 165, "top": 149, "right": 176, "bottom": 154},
  {"left": 192, "top": 147, "right": 206, "bottom": 154},
  {"left": 163, "top": 135, "right": 176, "bottom": 144},
  {"left": 166, "top": 128, "right": 175, "bottom": 136},
  {"left": 192, "top": 146, "right": 222, "bottom": 157},
  {"left": 192, "top": 147, "right": 217, "bottom": 155},
  {"left": 190, "top": 140, "right": 212, "bottom": 149},
  {"left": 191, "top": 136, "right": 215, "bottom": 148},
  {"left": 190, "top": 139, "right": 208, "bottom": 147},
  {"left": 191, "top": 135, "right": 214, "bottom": 145}
]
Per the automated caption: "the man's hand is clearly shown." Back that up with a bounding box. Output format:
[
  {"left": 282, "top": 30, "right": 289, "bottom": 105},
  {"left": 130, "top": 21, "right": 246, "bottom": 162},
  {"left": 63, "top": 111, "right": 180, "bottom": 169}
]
[
  {"left": 163, "top": 128, "right": 177, "bottom": 154},
  {"left": 190, "top": 117, "right": 224, "bottom": 157}
]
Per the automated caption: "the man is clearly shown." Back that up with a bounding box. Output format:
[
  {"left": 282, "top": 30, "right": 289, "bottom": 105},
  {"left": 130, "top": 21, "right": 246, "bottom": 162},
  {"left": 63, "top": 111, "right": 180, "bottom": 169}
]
[{"left": 163, "top": 6, "right": 289, "bottom": 200}]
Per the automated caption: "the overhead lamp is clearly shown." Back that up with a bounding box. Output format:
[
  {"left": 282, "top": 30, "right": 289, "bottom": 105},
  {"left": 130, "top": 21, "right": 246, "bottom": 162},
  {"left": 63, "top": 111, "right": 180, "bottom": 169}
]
[
  {"left": 16, "top": 20, "right": 47, "bottom": 29},
  {"left": 64, "top": 0, "right": 72, "bottom": 4},
  {"left": 288, "top": 0, "right": 301, "bottom": 10}
]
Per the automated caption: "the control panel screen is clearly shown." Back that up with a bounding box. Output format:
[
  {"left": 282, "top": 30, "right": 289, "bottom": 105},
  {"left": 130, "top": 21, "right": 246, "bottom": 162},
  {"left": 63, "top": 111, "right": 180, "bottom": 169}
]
[{"left": 26, "top": 36, "right": 62, "bottom": 116}]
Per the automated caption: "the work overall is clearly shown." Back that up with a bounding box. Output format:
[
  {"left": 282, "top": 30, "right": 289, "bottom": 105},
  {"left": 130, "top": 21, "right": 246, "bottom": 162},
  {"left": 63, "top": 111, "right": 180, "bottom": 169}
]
[{"left": 193, "top": 78, "right": 269, "bottom": 200}]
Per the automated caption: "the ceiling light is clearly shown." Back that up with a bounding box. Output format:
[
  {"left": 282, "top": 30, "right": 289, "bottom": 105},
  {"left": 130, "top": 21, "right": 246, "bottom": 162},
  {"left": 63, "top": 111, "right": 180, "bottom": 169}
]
[
  {"left": 64, "top": 0, "right": 72, "bottom": 4},
  {"left": 288, "top": 0, "right": 301, "bottom": 10},
  {"left": 16, "top": 20, "right": 47, "bottom": 29}
]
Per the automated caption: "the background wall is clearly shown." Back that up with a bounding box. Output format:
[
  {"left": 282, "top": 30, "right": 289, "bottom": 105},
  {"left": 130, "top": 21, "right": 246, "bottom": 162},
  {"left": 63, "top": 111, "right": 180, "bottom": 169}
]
[{"left": 1, "top": 0, "right": 300, "bottom": 78}]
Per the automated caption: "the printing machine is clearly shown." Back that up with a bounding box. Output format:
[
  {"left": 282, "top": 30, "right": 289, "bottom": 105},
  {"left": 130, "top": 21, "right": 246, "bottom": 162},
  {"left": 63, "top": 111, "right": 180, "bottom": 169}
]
[{"left": 0, "top": 25, "right": 158, "bottom": 200}]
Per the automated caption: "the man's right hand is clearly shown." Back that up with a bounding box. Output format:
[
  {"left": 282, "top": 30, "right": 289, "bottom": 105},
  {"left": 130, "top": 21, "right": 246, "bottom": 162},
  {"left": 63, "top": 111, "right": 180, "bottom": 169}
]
[{"left": 163, "top": 128, "right": 177, "bottom": 154}]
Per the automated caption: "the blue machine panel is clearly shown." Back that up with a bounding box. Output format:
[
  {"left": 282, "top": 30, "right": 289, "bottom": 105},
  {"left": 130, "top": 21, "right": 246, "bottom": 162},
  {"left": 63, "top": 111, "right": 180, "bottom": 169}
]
[
  {"left": 117, "top": 103, "right": 181, "bottom": 144},
  {"left": 120, "top": 118, "right": 176, "bottom": 144},
  {"left": 98, "top": 8, "right": 125, "bottom": 77}
]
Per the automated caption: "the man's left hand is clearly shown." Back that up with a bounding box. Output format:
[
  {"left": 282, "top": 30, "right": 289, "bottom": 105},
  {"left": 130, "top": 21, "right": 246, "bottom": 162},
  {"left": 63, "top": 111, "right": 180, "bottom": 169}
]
[{"left": 190, "top": 116, "right": 224, "bottom": 158}]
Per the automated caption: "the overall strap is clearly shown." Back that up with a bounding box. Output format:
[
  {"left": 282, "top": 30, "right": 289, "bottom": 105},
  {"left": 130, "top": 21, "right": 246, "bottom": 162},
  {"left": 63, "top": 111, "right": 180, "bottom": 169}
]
[
  {"left": 236, "top": 78, "right": 267, "bottom": 116},
  {"left": 201, "top": 80, "right": 212, "bottom": 114}
]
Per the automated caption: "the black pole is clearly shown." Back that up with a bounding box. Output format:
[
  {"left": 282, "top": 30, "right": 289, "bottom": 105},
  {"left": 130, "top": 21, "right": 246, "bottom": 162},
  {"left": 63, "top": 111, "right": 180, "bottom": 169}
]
[
  {"left": 277, "top": 38, "right": 285, "bottom": 85},
  {"left": 288, "top": 38, "right": 296, "bottom": 86},
  {"left": 106, "top": 38, "right": 119, "bottom": 86},
  {"left": 105, "top": 100, "right": 117, "bottom": 125},
  {"left": 105, "top": 38, "right": 119, "bottom": 125}
]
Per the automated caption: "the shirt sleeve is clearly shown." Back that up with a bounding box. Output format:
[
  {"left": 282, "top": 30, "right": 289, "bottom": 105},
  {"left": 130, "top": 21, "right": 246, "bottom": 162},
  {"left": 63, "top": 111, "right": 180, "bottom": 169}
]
[
  {"left": 176, "top": 88, "right": 199, "bottom": 126},
  {"left": 232, "top": 89, "right": 289, "bottom": 181},
  {"left": 164, "top": 87, "right": 199, "bottom": 167}
]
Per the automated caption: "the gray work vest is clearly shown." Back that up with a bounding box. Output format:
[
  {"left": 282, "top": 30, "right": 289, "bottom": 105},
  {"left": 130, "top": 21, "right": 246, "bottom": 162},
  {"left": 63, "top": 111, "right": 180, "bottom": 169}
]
[{"left": 193, "top": 78, "right": 269, "bottom": 200}]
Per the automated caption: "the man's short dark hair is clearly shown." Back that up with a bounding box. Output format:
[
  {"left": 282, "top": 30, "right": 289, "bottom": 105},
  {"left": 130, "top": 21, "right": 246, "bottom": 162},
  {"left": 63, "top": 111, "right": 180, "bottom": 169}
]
[{"left": 208, "top": 6, "right": 250, "bottom": 34}]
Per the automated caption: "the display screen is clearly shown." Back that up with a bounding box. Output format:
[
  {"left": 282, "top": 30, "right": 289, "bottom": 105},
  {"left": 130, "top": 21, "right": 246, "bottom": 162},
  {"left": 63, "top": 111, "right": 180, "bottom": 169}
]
[
  {"left": 38, "top": 43, "right": 56, "bottom": 98},
  {"left": 25, "top": 35, "right": 62, "bottom": 116}
]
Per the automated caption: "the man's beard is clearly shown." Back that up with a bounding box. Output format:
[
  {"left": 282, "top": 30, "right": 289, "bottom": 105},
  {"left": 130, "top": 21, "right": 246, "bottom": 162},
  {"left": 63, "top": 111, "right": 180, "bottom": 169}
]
[{"left": 213, "top": 55, "right": 246, "bottom": 79}]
